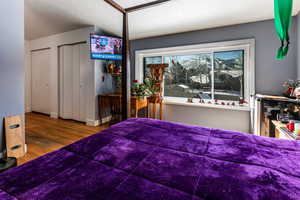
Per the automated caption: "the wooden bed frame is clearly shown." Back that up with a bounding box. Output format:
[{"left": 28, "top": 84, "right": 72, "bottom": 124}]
[{"left": 103, "top": 0, "right": 172, "bottom": 120}]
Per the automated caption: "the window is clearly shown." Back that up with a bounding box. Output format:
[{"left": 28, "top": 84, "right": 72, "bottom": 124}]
[
  {"left": 136, "top": 39, "right": 255, "bottom": 108},
  {"left": 213, "top": 50, "right": 244, "bottom": 101},
  {"left": 143, "top": 56, "right": 162, "bottom": 78}
]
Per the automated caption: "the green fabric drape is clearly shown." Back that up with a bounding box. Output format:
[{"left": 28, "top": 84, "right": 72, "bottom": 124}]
[{"left": 274, "top": 0, "right": 293, "bottom": 60}]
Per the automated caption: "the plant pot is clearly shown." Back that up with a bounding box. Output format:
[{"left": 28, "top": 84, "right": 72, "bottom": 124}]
[
  {"left": 148, "top": 93, "right": 162, "bottom": 103},
  {"left": 134, "top": 96, "right": 146, "bottom": 100}
]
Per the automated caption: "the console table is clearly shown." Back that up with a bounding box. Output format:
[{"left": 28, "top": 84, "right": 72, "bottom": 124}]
[{"left": 98, "top": 94, "right": 148, "bottom": 124}]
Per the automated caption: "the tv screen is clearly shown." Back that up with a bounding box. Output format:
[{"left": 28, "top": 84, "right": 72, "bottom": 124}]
[{"left": 90, "top": 35, "right": 122, "bottom": 60}]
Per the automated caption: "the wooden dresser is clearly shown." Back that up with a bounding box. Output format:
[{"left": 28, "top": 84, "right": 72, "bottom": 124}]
[
  {"left": 255, "top": 94, "right": 300, "bottom": 138},
  {"left": 261, "top": 114, "right": 275, "bottom": 138}
]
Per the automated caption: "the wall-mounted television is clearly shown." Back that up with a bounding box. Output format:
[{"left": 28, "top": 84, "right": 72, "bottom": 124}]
[{"left": 90, "top": 34, "right": 122, "bottom": 60}]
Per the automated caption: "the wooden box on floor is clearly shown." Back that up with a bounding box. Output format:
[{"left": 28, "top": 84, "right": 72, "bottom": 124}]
[{"left": 5, "top": 115, "right": 26, "bottom": 158}]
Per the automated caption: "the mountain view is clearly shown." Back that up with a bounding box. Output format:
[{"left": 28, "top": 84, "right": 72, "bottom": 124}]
[{"left": 144, "top": 50, "right": 244, "bottom": 101}]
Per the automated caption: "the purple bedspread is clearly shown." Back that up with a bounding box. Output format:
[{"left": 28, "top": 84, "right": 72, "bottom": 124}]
[{"left": 0, "top": 118, "right": 300, "bottom": 200}]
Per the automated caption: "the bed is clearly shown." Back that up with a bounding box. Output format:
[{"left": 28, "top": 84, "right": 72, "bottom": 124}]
[{"left": 0, "top": 118, "right": 300, "bottom": 200}]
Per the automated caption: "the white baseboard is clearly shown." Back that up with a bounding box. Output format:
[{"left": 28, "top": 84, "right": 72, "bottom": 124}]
[
  {"left": 101, "top": 116, "right": 112, "bottom": 124},
  {"left": 86, "top": 116, "right": 112, "bottom": 127},
  {"left": 25, "top": 106, "right": 31, "bottom": 113},
  {"left": 50, "top": 112, "right": 58, "bottom": 119},
  {"left": 86, "top": 119, "right": 100, "bottom": 126}
]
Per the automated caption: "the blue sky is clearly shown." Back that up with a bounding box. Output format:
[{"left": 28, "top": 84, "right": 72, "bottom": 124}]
[
  {"left": 145, "top": 50, "right": 243, "bottom": 64},
  {"left": 214, "top": 50, "right": 243, "bottom": 60}
]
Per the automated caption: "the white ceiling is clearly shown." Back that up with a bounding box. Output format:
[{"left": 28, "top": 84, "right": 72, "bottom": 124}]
[
  {"left": 116, "top": 0, "right": 158, "bottom": 8},
  {"left": 25, "top": 0, "right": 122, "bottom": 40},
  {"left": 25, "top": 0, "right": 300, "bottom": 40}
]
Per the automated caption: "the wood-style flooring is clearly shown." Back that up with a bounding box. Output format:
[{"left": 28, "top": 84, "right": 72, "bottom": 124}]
[{"left": 18, "top": 112, "right": 109, "bottom": 165}]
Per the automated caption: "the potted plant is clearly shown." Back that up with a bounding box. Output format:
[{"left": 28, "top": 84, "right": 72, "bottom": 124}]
[
  {"left": 131, "top": 80, "right": 148, "bottom": 99},
  {"left": 131, "top": 78, "right": 163, "bottom": 102},
  {"left": 143, "top": 78, "right": 161, "bottom": 103},
  {"left": 144, "top": 78, "right": 159, "bottom": 94},
  {"left": 144, "top": 78, "right": 162, "bottom": 103}
]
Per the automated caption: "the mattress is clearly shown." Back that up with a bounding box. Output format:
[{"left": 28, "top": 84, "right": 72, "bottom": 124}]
[{"left": 0, "top": 118, "right": 300, "bottom": 200}]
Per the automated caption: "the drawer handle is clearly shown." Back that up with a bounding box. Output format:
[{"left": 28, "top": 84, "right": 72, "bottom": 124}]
[
  {"left": 9, "top": 124, "right": 20, "bottom": 129},
  {"left": 11, "top": 145, "right": 22, "bottom": 150}
]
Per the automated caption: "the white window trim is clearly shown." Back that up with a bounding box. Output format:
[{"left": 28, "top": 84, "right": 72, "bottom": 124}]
[
  {"left": 135, "top": 39, "right": 255, "bottom": 111},
  {"left": 164, "top": 97, "right": 251, "bottom": 111}
]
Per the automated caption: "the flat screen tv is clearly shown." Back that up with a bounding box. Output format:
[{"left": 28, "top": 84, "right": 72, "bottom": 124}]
[{"left": 90, "top": 34, "right": 122, "bottom": 60}]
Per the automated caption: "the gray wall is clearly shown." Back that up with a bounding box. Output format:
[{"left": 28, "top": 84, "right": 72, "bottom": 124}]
[
  {"left": 93, "top": 27, "right": 116, "bottom": 120},
  {"left": 0, "top": 1, "right": 24, "bottom": 155},
  {"left": 297, "top": 12, "right": 300, "bottom": 79},
  {"left": 131, "top": 19, "right": 298, "bottom": 95}
]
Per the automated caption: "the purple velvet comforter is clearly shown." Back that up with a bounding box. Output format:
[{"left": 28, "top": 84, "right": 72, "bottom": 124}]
[{"left": 0, "top": 118, "right": 300, "bottom": 200}]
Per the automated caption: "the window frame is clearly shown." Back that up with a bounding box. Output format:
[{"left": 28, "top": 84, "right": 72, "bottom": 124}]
[{"left": 135, "top": 39, "right": 255, "bottom": 109}]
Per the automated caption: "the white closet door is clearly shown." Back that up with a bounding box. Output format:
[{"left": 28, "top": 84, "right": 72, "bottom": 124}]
[
  {"left": 31, "top": 49, "right": 50, "bottom": 115},
  {"left": 79, "top": 44, "right": 89, "bottom": 122},
  {"left": 60, "top": 46, "right": 73, "bottom": 119},
  {"left": 72, "top": 45, "right": 81, "bottom": 121},
  {"left": 59, "top": 43, "right": 89, "bottom": 122}
]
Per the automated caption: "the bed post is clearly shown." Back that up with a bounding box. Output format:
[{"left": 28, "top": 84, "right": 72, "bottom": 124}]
[
  {"left": 104, "top": 0, "right": 173, "bottom": 121},
  {"left": 122, "top": 12, "right": 131, "bottom": 120}
]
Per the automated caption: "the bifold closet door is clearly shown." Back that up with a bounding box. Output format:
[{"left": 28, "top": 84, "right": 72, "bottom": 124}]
[
  {"left": 31, "top": 49, "right": 50, "bottom": 115},
  {"left": 78, "top": 44, "right": 89, "bottom": 122},
  {"left": 59, "top": 43, "right": 88, "bottom": 122},
  {"left": 59, "top": 45, "right": 73, "bottom": 119},
  {"left": 72, "top": 45, "right": 80, "bottom": 121}
]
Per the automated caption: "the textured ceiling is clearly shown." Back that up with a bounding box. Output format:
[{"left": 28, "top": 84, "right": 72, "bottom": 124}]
[{"left": 25, "top": 0, "right": 300, "bottom": 40}]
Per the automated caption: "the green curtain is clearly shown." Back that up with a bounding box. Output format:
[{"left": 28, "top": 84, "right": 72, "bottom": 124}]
[{"left": 274, "top": 0, "right": 293, "bottom": 60}]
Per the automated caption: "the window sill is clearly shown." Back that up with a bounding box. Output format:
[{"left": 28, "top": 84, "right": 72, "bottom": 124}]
[{"left": 163, "top": 97, "right": 251, "bottom": 111}]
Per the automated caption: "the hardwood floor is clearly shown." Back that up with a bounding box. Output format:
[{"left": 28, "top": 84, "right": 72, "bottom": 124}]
[{"left": 18, "top": 112, "right": 109, "bottom": 165}]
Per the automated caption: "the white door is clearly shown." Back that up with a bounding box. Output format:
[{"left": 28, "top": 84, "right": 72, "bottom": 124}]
[
  {"left": 59, "top": 45, "right": 74, "bottom": 119},
  {"left": 78, "top": 43, "right": 89, "bottom": 122},
  {"left": 72, "top": 45, "right": 81, "bottom": 121},
  {"left": 31, "top": 49, "right": 51, "bottom": 114},
  {"left": 59, "top": 43, "right": 88, "bottom": 122}
]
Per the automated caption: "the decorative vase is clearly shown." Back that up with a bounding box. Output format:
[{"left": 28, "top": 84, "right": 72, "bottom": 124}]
[{"left": 283, "top": 87, "right": 294, "bottom": 98}]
